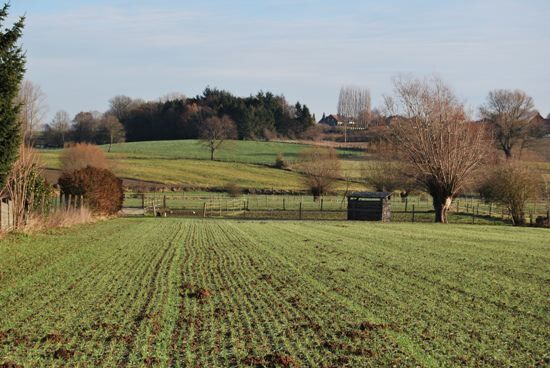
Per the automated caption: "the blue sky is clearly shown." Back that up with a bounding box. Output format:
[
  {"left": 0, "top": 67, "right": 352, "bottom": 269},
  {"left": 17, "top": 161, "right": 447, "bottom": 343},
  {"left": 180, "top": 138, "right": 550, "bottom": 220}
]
[{"left": 8, "top": 0, "right": 550, "bottom": 121}]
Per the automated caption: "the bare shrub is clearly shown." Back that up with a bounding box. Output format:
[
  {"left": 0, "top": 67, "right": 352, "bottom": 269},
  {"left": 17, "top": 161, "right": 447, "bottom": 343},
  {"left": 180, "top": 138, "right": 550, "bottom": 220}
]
[
  {"left": 479, "top": 163, "right": 541, "bottom": 225},
  {"left": 274, "top": 153, "right": 287, "bottom": 169},
  {"left": 1, "top": 145, "right": 52, "bottom": 229},
  {"left": 299, "top": 147, "right": 341, "bottom": 200},
  {"left": 22, "top": 207, "right": 94, "bottom": 233},
  {"left": 224, "top": 182, "right": 242, "bottom": 197},
  {"left": 362, "top": 161, "right": 408, "bottom": 193},
  {"left": 58, "top": 166, "right": 123, "bottom": 215},
  {"left": 60, "top": 143, "right": 109, "bottom": 172}
]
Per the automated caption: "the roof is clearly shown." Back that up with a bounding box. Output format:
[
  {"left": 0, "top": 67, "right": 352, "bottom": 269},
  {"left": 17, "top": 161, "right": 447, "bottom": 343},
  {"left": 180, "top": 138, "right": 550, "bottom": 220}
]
[{"left": 347, "top": 192, "right": 392, "bottom": 199}]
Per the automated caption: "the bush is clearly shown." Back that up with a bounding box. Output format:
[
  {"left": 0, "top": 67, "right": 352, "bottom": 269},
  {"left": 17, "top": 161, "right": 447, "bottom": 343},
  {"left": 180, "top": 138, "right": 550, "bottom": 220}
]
[
  {"left": 274, "top": 153, "right": 286, "bottom": 169},
  {"left": 58, "top": 166, "right": 123, "bottom": 215},
  {"left": 60, "top": 143, "right": 108, "bottom": 172},
  {"left": 224, "top": 182, "right": 242, "bottom": 197},
  {"left": 479, "top": 163, "right": 541, "bottom": 225}
]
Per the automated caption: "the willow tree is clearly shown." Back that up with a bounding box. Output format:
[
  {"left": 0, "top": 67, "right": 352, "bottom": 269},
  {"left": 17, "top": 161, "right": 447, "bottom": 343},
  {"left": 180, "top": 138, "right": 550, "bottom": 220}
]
[
  {"left": 0, "top": 3, "right": 26, "bottom": 189},
  {"left": 386, "top": 76, "right": 488, "bottom": 223}
]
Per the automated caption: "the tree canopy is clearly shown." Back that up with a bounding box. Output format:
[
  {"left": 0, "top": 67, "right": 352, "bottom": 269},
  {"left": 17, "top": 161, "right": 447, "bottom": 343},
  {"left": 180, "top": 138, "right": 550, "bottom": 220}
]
[{"left": 0, "top": 3, "right": 26, "bottom": 189}]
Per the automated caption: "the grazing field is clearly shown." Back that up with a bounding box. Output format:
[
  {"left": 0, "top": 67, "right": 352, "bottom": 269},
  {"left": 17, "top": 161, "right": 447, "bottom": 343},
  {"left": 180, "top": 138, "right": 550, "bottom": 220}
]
[
  {"left": 1, "top": 219, "right": 548, "bottom": 367},
  {"left": 39, "top": 140, "right": 363, "bottom": 190}
]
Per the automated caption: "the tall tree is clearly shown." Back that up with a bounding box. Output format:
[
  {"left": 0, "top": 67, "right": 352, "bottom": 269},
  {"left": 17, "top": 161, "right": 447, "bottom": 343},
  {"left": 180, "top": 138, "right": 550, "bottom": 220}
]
[
  {"left": 16, "top": 80, "right": 47, "bottom": 144},
  {"left": 387, "top": 76, "right": 488, "bottom": 223},
  {"left": 479, "top": 89, "right": 537, "bottom": 159},
  {"left": 0, "top": 3, "right": 25, "bottom": 189},
  {"left": 337, "top": 86, "right": 371, "bottom": 142},
  {"left": 46, "top": 110, "right": 71, "bottom": 147},
  {"left": 199, "top": 115, "right": 237, "bottom": 160},
  {"left": 99, "top": 114, "right": 125, "bottom": 152}
]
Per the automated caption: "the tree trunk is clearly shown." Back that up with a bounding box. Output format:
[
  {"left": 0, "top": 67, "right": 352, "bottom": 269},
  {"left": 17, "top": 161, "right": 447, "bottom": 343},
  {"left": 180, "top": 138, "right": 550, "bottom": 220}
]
[
  {"left": 210, "top": 147, "right": 215, "bottom": 161},
  {"left": 433, "top": 196, "right": 452, "bottom": 223},
  {"left": 108, "top": 138, "right": 113, "bottom": 153}
]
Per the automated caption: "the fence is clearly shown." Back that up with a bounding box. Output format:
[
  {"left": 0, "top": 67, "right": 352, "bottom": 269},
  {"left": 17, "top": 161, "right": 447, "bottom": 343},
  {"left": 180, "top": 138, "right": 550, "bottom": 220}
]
[
  {"left": 0, "top": 199, "right": 14, "bottom": 231},
  {"left": 124, "top": 192, "right": 550, "bottom": 225},
  {"left": 0, "top": 193, "right": 85, "bottom": 232}
]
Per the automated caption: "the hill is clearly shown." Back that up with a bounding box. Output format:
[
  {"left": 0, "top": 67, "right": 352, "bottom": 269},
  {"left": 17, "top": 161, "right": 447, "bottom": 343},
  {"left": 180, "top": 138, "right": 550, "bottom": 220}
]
[{"left": 39, "top": 140, "right": 365, "bottom": 191}]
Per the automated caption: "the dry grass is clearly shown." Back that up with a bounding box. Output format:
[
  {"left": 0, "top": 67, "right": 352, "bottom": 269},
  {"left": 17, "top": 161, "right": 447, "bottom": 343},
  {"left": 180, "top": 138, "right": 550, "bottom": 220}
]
[{"left": 20, "top": 207, "right": 96, "bottom": 233}]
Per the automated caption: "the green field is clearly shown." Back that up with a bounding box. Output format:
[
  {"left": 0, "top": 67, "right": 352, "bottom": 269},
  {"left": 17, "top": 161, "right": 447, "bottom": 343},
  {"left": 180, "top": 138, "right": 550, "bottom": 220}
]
[
  {"left": 39, "top": 140, "right": 364, "bottom": 190},
  {"left": 1, "top": 218, "right": 548, "bottom": 367}
]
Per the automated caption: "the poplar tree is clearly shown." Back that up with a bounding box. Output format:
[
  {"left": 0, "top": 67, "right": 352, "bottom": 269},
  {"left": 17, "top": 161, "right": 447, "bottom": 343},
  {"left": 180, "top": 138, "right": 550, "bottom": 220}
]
[{"left": 0, "top": 3, "right": 26, "bottom": 189}]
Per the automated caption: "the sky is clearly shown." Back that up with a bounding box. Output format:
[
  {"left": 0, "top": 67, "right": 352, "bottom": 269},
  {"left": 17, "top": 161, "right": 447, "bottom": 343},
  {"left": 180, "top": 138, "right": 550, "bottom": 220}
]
[{"left": 7, "top": 0, "right": 550, "bottom": 122}]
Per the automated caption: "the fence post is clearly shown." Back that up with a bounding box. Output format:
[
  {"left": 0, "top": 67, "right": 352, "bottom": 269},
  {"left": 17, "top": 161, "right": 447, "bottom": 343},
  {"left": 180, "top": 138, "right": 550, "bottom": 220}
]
[
  {"left": 163, "top": 195, "right": 166, "bottom": 209},
  {"left": 529, "top": 211, "right": 533, "bottom": 225},
  {"left": 320, "top": 197, "right": 324, "bottom": 211},
  {"left": 412, "top": 204, "right": 415, "bottom": 223},
  {"left": 283, "top": 197, "right": 286, "bottom": 211},
  {"left": 299, "top": 201, "right": 302, "bottom": 220},
  {"left": 405, "top": 198, "right": 408, "bottom": 212},
  {"left": 141, "top": 193, "right": 145, "bottom": 209},
  {"left": 466, "top": 203, "right": 469, "bottom": 214},
  {"left": 489, "top": 203, "right": 492, "bottom": 217},
  {"left": 203, "top": 202, "right": 206, "bottom": 217},
  {"left": 472, "top": 206, "right": 475, "bottom": 224}
]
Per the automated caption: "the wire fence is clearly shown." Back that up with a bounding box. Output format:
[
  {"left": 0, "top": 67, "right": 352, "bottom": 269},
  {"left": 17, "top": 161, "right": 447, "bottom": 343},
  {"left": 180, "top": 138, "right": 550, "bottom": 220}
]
[{"left": 124, "top": 192, "right": 550, "bottom": 225}]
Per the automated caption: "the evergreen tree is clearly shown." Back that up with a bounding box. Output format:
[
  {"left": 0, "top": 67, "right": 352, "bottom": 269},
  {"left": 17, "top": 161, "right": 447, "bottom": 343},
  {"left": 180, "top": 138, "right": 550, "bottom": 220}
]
[{"left": 0, "top": 4, "right": 25, "bottom": 188}]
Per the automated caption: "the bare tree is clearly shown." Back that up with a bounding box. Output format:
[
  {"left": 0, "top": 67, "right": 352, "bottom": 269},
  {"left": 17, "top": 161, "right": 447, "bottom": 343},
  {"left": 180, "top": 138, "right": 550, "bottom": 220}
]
[
  {"left": 16, "top": 80, "right": 48, "bottom": 144},
  {"left": 479, "top": 89, "right": 537, "bottom": 159},
  {"left": 337, "top": 86, "right": 371, "bottom": 142},
  {"left": 199, "top": 115, "right": 237, "bottom": 160},
  {"left": 299, "top": 147, "right": 341, "bottom": 200},
  {"left": 387, "top": 75, "right": 488, "bottom": 223},
  {"left": 99, "top": 114, "right": 125, "bottom": 152},
  {"left": 479, "top": 163, "right": 540, "bottom": 225},
  {"left": 47, "top": 110, "right": 71, "bottom": 147},
  {"left": 108, "top": 95, "right": 134, "bottom": 122}
]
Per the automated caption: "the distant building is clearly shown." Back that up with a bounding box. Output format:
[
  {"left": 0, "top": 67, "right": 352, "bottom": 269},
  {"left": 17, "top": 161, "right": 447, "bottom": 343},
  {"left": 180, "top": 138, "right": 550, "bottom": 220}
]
[
  {"left": 318, "top": 113, "right": 355, "bottom": 127},
  {"left": 532, "top": 113, "right": 550, "bottom": 135}
]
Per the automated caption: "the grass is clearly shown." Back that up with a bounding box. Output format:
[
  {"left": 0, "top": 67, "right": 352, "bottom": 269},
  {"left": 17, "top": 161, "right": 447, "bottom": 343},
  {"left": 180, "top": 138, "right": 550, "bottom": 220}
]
[
  {"left": 1, "top": 218, "right": 548, "bottom": 367},
  {"left": 39, "top": 140, "right": 364, "bottom": 190}
]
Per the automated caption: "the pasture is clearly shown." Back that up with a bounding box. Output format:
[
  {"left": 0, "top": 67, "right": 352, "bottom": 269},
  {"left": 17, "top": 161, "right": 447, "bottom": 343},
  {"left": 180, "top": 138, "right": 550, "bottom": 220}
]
[
  {"left": 39, "top": 140, "right": 364, "bottom": 190},
  {"left": 1, "top": 218, "right": 548, "bottom": 367}
]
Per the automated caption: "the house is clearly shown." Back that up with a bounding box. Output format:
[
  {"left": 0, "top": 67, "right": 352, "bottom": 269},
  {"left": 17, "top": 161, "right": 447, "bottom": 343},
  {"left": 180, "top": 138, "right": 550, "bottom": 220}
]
[
  {"left": 318, "top": 113, "right": 355, "bottom": 127},
  {"left": 532, "top": 113, "right": 550, "bottom": 135}
]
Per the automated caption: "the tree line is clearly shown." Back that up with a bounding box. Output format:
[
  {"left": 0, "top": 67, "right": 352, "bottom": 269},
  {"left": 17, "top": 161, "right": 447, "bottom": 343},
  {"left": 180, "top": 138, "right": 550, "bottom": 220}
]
[{"left": 41, "top": 88, "right": 316, "bottom": 148}]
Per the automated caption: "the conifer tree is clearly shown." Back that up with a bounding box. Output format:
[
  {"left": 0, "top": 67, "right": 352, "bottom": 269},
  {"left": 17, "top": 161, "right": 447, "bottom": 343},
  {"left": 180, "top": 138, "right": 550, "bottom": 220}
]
[{"left": 0, "top": 3, "right": 26, "bottom": 189}]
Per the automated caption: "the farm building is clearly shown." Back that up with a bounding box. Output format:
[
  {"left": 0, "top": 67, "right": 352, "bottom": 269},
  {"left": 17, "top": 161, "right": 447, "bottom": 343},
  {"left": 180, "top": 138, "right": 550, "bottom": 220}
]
[{"left": 347, "top": 192, "right": 391, "bottom": 221}]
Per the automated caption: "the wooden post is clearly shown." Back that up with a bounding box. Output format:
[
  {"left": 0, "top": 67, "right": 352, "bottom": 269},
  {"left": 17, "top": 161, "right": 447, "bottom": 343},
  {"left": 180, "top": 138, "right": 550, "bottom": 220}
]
[
  {"left": 466, "top": 203, "right": 469, "bottom": 214},
  {"left": 203, "top": 202, "right": 206, "bottom": 217},
  {"left": 411, "top": 204, "right": 416, "bottom": 222},
  {"left": 142, "top": 193, "right": 145, "bottom": 209},
  {"left": 320, "top": 197, "right": 324, "bottom": 211},
  {"left": 163, "top": 195, "right": 166, "bottom": 209},
  {"left": 299, "top": 201, "right": 302, "bottom": 220},
  {"left": 405, "top": 198, "right": 408, "bottom": 212},
  {"left": 472, "top": 206, "right": 475, "bottom": 224},
  {"left": 529, "top": 211, "right": 533, "bottom": 225}
]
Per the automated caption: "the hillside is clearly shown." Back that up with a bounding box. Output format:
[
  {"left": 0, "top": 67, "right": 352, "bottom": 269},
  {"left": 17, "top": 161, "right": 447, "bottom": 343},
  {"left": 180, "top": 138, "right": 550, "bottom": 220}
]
[{"left": 39, "top": 140, "right": 365, "bottom": 191}]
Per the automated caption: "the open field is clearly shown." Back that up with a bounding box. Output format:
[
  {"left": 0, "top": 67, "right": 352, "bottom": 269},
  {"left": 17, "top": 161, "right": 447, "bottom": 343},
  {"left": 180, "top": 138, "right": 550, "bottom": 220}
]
[
  {"left": 39, "top": 140, "right": 364, "bottom": 190},
  {"left": 1, "top": 218, "right": 548, "bottom": 367}
]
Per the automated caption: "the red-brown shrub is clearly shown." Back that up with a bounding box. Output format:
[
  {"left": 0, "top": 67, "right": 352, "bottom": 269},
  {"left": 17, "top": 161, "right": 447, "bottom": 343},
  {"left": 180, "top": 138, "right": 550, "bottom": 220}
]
[
  {"left": 60, "top": 143, "right": 109, "bottom": 172},
  {"left": 58, "top": 166, "right": 123, "bottom": 215}
]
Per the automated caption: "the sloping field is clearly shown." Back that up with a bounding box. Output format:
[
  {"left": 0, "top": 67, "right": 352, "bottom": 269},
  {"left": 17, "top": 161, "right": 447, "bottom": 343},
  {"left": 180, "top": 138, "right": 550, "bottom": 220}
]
[
  {"left": 1, "top": 219, "right": 548, "bottom": 367},
  {"left": 39, "top": 140, "right": 364, "bottom": 190}
]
